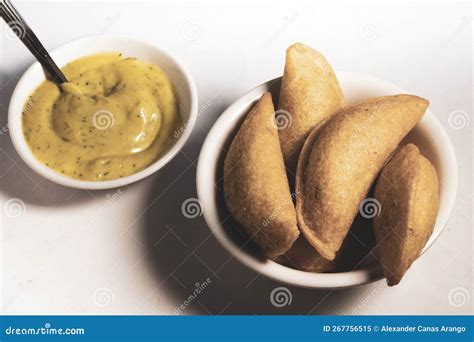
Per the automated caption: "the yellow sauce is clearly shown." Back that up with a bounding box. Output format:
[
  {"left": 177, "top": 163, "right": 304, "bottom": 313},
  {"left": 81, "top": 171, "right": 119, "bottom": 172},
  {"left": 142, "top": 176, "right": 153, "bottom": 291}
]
[{"left": 22, "top": 53, "right": 180, "bottom": 181}]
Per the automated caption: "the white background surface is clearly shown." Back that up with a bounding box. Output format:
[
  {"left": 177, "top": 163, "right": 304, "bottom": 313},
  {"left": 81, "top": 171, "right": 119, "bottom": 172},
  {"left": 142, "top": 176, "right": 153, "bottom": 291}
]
[{"left": 0, "top": 0, "right": 472, "bottom": 315}]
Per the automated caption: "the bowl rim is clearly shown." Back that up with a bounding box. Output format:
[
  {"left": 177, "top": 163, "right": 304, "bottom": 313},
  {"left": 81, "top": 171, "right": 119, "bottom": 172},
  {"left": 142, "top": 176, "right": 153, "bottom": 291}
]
[
  {"left": 196, "top": 72, "right": 458, "bottom": 289},
  {"left": 8, "top": 34, "right": 198, "bottom": 190}
]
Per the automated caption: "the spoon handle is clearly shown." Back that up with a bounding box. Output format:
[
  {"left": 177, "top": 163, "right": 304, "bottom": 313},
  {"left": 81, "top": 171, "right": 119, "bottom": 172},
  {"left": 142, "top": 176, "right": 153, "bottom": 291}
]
[{"left": 0, "top": 0, "right": 68, "bottom": 83}]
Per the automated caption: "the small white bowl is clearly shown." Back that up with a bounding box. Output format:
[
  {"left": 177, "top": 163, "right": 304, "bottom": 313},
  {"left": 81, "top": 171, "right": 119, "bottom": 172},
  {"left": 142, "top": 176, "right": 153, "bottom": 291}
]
[
  {"left": 9, "top": 35, "right": 198, "bottom": 190},
  {"left": 196, "top": 72, "right": 458, "bottom": 289}
]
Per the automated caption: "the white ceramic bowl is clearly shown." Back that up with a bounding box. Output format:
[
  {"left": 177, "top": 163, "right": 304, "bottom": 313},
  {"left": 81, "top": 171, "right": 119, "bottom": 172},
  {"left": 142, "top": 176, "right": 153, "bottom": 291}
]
[
  {"left": 9, "top": 35, "right": 198, "bottom": 190},
  {"left": 196, "top": 72, "right": 458, "bottom": 289}
]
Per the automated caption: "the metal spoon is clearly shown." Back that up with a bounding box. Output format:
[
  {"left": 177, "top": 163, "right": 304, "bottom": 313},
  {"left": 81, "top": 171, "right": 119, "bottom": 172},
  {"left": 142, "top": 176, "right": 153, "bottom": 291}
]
[{"left": 0, "top": 0, "right": 68, "bottom": 83}]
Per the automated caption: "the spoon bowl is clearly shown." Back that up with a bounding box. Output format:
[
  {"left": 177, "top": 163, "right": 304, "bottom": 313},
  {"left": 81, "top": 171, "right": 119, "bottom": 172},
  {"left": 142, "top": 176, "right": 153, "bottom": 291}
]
[{"left": 8, "top": 35, "right": 198, "bottom": 189}]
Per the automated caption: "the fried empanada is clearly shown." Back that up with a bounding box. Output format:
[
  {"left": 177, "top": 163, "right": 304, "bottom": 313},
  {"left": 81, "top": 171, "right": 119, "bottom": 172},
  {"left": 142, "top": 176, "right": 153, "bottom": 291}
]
[
  {"left": 276, "top": 236, "right": 336, "bottom": 272},
  {"left": 277, "top": 213, "right": 375, "bottom": 273},
  {"left": 224, "top": 92, "right": 299, "bottom": 258},
  {"left": 278, "top": 43, "right": 344, "bottom": 172},
  {"left": 373, "top": 144, "right": 439, "bottom": 286},
  {"left": 296, "top": 95, "right": 429, "bottom": 261}
]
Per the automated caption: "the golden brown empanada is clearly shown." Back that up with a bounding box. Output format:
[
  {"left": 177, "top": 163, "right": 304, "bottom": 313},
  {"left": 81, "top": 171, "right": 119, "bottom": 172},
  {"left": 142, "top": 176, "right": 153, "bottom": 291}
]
[
  {"left": 278, "top": 43, "right": 344, "bottom": 172},
  {"left": 224, "top": 92, "right": 299, "bottom": 258},
  {"left": 296, "top": 95, "right": 429, "bottom": 260},
  {"left": 373, "top": 143, "right": 439, "bottom": 286},
  {"left": 277, "top": 213, "right": 375, "bottom": 273}
]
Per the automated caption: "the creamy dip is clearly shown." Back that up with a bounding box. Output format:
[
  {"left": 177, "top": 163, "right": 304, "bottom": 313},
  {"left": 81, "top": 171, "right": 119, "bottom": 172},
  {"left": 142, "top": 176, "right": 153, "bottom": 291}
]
[{"left": 22, "top": 53, "right": 180, "bottom": 181}]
